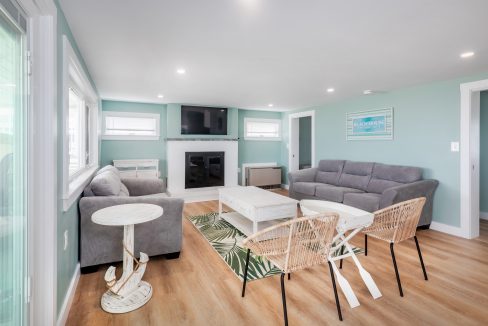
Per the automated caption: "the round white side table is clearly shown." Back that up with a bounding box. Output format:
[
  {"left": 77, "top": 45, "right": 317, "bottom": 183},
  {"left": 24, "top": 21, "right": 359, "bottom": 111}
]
[{"left": 92, "top": 203, "right": 163, "bottom": 314}]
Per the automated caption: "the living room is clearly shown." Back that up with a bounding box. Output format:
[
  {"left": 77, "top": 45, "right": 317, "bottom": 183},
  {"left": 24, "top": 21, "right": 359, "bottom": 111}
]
[{"left": 1, "top": 0, "right": 488, "bottom": 325}]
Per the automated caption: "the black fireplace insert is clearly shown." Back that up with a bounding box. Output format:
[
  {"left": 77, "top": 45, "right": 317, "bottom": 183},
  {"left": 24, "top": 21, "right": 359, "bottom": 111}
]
[{"left": 185, "top": 152, "right": 225, "bottom": 189}]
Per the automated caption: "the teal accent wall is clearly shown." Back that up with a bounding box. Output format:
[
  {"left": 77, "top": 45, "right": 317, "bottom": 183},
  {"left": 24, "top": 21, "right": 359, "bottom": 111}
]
[
  {"left": 55, "top": 0, "right": 99, "bottom": 316},
  {"left": 238, "top": 110, "right": 283, "bottom": 184},
  {"left": 299, "top": 116, "right": 312, "bottom": 167},
  {"left": 480, "top": 91, "right": 488, "bottom": 212},
  {"left": 100, "top": 100, "right": 167, "bottom": 178},
  {"left": 281, "top": 72, "right": 488, "bottom": 227},
  {"left": 166, "top": 104, "right": 238, "bottom": 139}
]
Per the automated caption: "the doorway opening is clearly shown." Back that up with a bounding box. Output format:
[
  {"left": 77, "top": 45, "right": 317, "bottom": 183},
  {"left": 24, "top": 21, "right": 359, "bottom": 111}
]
[
  {"left": 288, "top": 111, "right": 315, "bottom": 173},
  {"left": 460, "top": 79, "right": 488, "bottom": 239}
]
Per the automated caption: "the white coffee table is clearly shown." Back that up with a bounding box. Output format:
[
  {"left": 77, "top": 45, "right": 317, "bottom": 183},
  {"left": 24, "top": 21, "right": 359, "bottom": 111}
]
[
  {"left": 300, "top": 200, "right": 382, "bottom": 308},
  {"left": 218, "top": 186, "right": 298, "bottom": 236},
  {"left": 92, "top": 203, "right": 163, "bottom": 313}
]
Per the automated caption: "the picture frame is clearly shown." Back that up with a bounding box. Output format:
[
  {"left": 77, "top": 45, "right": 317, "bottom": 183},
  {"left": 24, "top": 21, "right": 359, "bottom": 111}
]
[{"left": 346, "top": 108, "right": 394, "bottom": 141}]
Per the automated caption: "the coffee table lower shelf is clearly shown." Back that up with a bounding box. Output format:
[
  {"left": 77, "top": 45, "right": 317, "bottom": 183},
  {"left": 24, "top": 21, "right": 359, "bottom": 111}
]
[{"left": 220, "top": 212, "right": 288, "bottom": 237}]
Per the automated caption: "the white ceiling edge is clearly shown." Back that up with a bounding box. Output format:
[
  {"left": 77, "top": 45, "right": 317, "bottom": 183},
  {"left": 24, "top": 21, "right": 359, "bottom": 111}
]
[{"left": 101, "top": 97, "right": 294, "bottom": 112}]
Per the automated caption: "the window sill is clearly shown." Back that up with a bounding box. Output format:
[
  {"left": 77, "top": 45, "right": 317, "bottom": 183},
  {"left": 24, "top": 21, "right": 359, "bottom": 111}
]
[
  {"left": 62, "top": 165, "right": 98, "bottom": 211},
  {"left": 243, "top": 137, "right": 282, "bottom": 142}
]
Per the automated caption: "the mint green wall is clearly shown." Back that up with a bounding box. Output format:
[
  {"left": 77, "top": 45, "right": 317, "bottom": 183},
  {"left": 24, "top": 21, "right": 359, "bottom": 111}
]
[
  {"left": 55, "top": 0, "right": 99, "bottom": 315},
  {"left": 480, "top": 91, "right": 488, "bottom": 212},
  {"left": 238, "top": 110, "right": 283, "bottom": 185},
  {"left": 100, "top": 100, "right": 167, "bottom": 178},
  {"left": 299, "top": 116, "right": 312, "bottom": 167},
  {"left": 281, "top": 73, "right": 488, "bottom": 227},
  {"left": 166, "top": 104, "right": 239, "bottom": 139}
]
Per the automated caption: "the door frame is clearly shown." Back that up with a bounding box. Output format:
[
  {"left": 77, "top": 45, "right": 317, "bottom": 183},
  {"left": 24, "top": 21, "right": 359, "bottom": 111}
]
[
  {"left": 288, "top": 110, "right": 315, "bottom": 173},
  {"left": 19, "top": 0, "right": 58, "bottom": 324},
  {"left": 460, "top": 78, "right": 488, "bottom": 239}
]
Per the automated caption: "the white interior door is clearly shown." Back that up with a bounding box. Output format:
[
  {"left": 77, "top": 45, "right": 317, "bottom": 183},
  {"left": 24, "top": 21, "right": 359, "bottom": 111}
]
[
  {"left": 289, "top": 117, "right": 299, "bottom": 172},
  {"left": 471, "top": 91, "right": 480, "bottom": 236}
]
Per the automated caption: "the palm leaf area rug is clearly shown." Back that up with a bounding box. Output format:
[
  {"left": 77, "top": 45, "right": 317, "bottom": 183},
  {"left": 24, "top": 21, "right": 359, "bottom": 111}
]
[{"left": 187, "top": 212, "right": 364, "bottom": 282}]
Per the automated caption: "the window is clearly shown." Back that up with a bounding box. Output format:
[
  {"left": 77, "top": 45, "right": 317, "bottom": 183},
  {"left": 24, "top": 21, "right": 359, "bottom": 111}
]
[
  {"left": 62, "top": 36, "right": 99, "bottom": 211},
  {"left": 244, "top": 118, "right": 282, "bottom": 141},
  {"left": 102, "top": 111, "right": 160, "bottom": 140},
  {"left": 0, "top": 4, "right": 28, "bottom": 324},
  {"left": 68, "top": 88, "right": 85, "bottom": 176}
]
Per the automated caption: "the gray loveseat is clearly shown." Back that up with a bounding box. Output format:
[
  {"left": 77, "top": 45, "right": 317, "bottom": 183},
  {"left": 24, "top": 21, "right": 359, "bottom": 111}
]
[
  {"left": 288, "top": 160, "right": 439, "bottom": 227},
  {"left": 79, "top": 166, "right": 184, "bottom": 272}
]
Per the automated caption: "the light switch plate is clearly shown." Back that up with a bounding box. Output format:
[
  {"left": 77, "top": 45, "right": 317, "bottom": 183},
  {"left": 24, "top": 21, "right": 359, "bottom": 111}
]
[
  {"left": 451, "top": 141, "right": 460, "bottom": 152},
  {"left": 64, "top": 230, "right": 68, "bottom": 251}
]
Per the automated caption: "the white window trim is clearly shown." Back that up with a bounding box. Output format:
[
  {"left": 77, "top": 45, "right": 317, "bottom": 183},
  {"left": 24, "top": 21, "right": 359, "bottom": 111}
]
[
  {"left": 102, "top": 111, "right": 161, "bottom": 141},
  {"left": 62, "top": 35, "right": 99, "bottom": 211},
  {"left": 243, "top": 117, "right": 282, "bottom": 141}
]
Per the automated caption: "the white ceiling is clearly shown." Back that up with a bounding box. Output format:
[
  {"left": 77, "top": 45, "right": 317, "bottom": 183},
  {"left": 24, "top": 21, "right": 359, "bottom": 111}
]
[{"left": 59, "top": 0, "right": 488, "bottom": 111}]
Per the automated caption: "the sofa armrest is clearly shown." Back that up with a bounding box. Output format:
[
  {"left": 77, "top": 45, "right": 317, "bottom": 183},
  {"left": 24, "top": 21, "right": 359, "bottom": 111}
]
[
  {"left": 380, "top": 179, "right": 439, "bottom": 226},
  {"left": 121, "top": 178, "right": 165, "bottom": 196},
  {"left": 288, "top": 168, "right": 317, "bottom": 184},
  {"left": 79, "top": 195, "right": 184, "bottom": 267}
]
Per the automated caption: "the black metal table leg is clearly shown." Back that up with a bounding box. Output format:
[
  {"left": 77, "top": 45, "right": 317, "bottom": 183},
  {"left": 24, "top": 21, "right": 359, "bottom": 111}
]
[
  {"left": 328, "top": 261, "right": 343, "bottom": 321},
  {"left": 242, "top": 249, "right": 250, "bottom": 297},
  {"left": 339, "top": 245, "right": 345, "bottom": 269},
  {"left": 414, "top": 236, "right": 428, "bottom": 280},
  {"left": 390, "top": 243, "right": 403, "bottom": 297},
  {"left": 365, "top": 234, "right": 368, "bottom": 256},
  {"left": 281, "top": 273, "right": 288, "bottom": 326}
]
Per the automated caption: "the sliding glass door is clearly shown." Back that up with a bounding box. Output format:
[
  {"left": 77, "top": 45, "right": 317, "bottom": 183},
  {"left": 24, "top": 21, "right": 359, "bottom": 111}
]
[{"left": 0, "top": 4, "right": 27, "bottom": 326}]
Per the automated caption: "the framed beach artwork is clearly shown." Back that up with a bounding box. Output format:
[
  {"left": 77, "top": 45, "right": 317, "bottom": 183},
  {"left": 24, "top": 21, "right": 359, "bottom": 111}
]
[{"left": 346, "top": 108, "right": 394, "bottom": 141}]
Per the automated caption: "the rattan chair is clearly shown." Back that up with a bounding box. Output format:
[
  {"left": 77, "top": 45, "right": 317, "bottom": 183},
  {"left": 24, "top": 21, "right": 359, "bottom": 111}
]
[
  {"left": 362, "top": 197, "right": 428, "bottom": 297},
  {"left": 241, "top": 213, "right": 341, "bottom": 325}
]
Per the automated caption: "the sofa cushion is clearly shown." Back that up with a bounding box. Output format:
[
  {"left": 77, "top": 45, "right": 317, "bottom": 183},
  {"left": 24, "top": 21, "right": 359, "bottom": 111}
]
[
  {"left": 293, "top": 182, "right": 323, "bottom": 196},
  {"left": 315, "top": 160, "right": 345, "bottom": 185},
  {"left": 343, "top": 192, "right": 382, "bottom": 212},
  {"left": 119, "top": 183, "right": 130, "bottom": 197},
  {"left": 96, "top": 165, "right": 120, "bottom": 177},
  {"left": 367, "top": 163, "right": 423, "bottom": 194},
  {"left": 90, "top": 169, "right": 122, "bottom": 196},
  {"left": 338, "top": 161, "right": 374, "bottom": 191},
  {"left": 315, "top": 184, "right": 363, "bottom": 202}
]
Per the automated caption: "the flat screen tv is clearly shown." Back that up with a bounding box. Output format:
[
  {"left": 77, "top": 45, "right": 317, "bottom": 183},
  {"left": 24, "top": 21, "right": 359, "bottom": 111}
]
[{"left": 181, "top": 106, "right": 228, "bottom": 135}]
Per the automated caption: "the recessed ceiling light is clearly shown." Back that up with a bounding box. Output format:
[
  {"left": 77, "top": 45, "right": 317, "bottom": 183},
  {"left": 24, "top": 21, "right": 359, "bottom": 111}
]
[
  {"left": 363, "top": 90, "right": 373, "bottom": 95},
  {"left": 268, "top": 103, "right": 274, "bottom": 107},
  {"left": 176, "top": 68, "right": 186, "bottom": 74},
  {"left": 157, "top": 94, "right": 164, "bottom": 99},
  {"left": 327, "top": 88, "right": 335, "bottom": 93},
  {"left": 460, "top": 51, "right": 475, "bottom": 58}
]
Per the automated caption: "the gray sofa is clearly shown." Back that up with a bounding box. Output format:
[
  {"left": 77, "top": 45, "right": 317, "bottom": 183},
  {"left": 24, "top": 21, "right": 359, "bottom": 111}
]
[
  {"left": 288, "top": 160, "right": 439, "bottom": 227},
  {"left": 79, "top": 166, "right": 184, "bottom": 272}
]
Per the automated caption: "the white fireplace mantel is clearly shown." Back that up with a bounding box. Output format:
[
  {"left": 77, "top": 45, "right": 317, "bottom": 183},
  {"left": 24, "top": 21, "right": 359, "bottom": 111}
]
[{"left": 166, "top": 139, "right": 239, "bottom": 198}]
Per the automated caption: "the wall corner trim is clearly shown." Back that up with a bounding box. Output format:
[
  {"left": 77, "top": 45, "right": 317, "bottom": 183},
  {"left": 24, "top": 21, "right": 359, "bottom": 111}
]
[
  {"left": 57, "top": 263, "right": 80, "bottom": 326},
  {"left": 430, "top": 221, "right": 467, "bottom": 238}
]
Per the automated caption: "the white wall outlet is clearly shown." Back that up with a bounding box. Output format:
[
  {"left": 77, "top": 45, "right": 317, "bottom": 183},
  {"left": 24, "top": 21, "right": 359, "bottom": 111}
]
[
  {"left": 451, "top": 141, "right": 460, "bottom": 152},
  {"left": 63, "top": 230, "right": 68, "bottom": 251}
]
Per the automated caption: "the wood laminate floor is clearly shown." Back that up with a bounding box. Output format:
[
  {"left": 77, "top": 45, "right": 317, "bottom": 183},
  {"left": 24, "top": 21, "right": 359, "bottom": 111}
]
[{"left": 67, "top": 190, "right": 488, "bottom": 325}]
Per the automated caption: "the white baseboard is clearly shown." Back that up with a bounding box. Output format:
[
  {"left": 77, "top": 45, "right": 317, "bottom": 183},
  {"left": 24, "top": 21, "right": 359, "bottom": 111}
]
[
  {"left": 57, "top": 263, "right": 80, "bottom": 326},
  {"left": 281, "top": 184, "right": 289, "bottom": 190},
  {"left": 480, "top": 211, "right": 488, "bottom": 220},
  {"left": 430, "top": 221, "right": 467, "bottom": 238}
]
